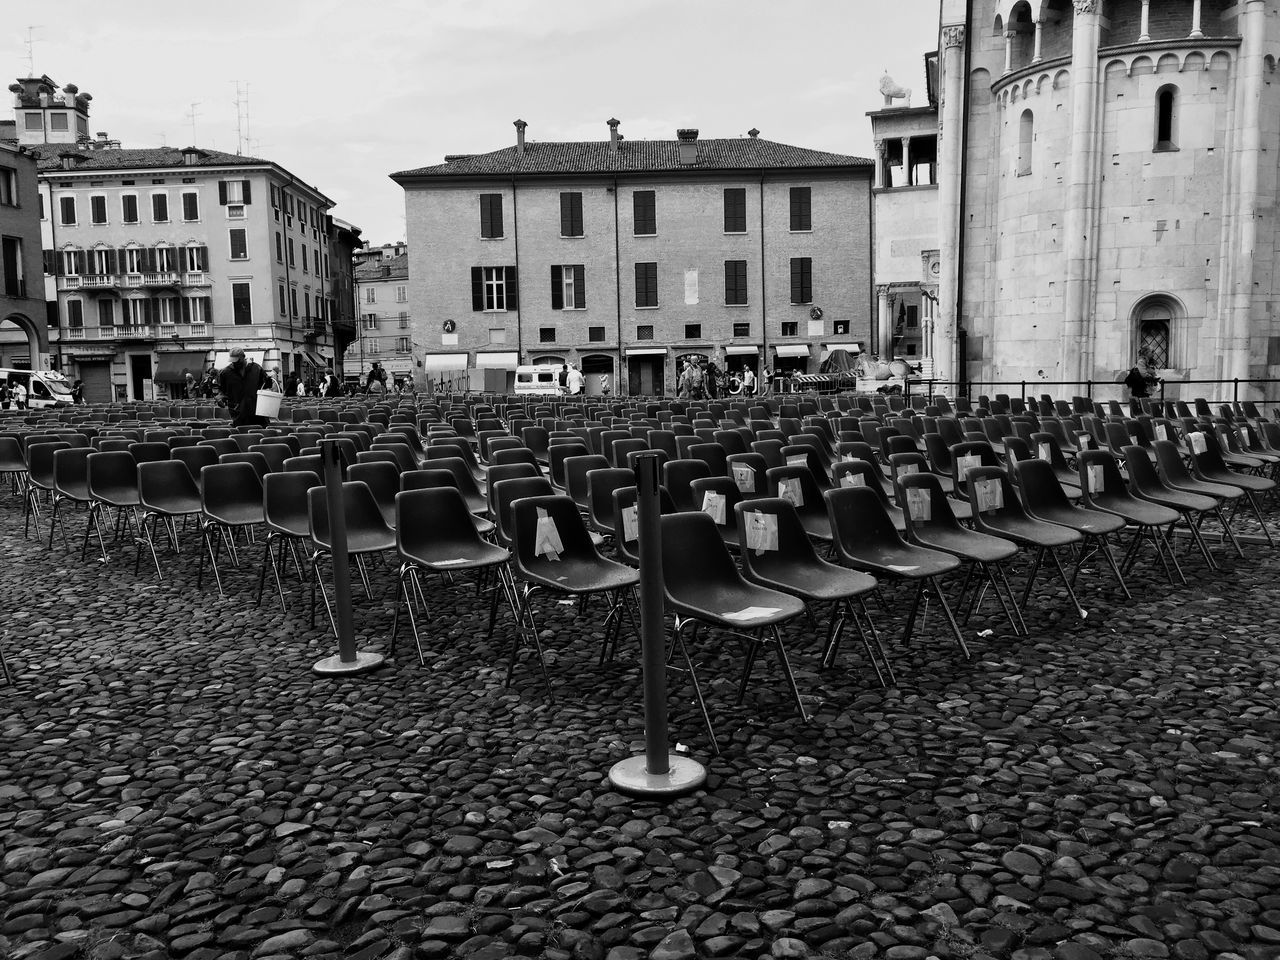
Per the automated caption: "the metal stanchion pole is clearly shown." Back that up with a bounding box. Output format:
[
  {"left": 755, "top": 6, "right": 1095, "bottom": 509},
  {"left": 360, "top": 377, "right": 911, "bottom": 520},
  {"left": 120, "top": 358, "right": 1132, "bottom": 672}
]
[
  {"left": 608, "top": 452, "right": 707, "bottom": 797},
  {"left": 313, "top": 438, "right": 385, "bottom": 675}
]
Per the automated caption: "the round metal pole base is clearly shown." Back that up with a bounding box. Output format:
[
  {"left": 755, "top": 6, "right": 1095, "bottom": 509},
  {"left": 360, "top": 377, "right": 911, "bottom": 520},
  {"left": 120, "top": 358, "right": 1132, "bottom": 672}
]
[
  {"left": 312, "top": 651, "right": 386, "bottom": 675},
  {"left": 608, "top": 754, "right": 707, "bottom": 798}
]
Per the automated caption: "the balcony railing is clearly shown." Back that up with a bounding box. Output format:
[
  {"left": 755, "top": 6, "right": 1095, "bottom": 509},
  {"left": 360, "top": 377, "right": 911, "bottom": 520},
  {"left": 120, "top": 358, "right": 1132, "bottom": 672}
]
[{"left": 61, "top": 271, "right": 192, "bottom": 290}]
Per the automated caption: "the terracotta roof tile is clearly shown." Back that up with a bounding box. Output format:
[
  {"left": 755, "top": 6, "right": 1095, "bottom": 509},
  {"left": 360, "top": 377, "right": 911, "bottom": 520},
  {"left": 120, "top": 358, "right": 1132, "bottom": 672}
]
[{"left": 23, "top": 144, "right": 267, "bottom": 173}]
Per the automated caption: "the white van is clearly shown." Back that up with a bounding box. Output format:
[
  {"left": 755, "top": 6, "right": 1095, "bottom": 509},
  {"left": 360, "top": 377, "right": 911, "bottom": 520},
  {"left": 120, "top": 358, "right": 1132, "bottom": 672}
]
[
  {"left": 0, "top": 368, "right": 75, "bottom": 410},
  {"left": 514, "top": 364, "right": 562, "bottom": 396}
]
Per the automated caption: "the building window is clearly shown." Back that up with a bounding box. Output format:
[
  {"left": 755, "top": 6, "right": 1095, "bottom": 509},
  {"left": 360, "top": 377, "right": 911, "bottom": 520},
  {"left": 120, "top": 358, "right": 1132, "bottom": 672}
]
[
  {"left": 684, "top": 323, "right": 701, "bottom": 340},
  {"left": 1017, "top": 110, "right": 1033, "bottom": 176},
  {"left": 782, "top": 321, "right": 799, "bottom": 337},
  {"left": 723, "top": 188, "right": 746, "bottom": 233},
  {"left": 155, "top": 246, "right": 175, "bottom": 272},
  {"left": 906, "top": 306, "right": 919, "bottom": 328},
  {"left": 270, "top": 184, "right": 279, "bottom": 208},
  {"left": 724, "top": 260, "right": 748, "bottom": 305},
  {"left": 539, "top": 327, "right": 556, "bottom": 343},
  {"left": 275, "top": 232, "right": 283, "bottom": 263},
  {"left": 59, "top": 196, "right": 77, "bottom": 225},
  {"left": 2, "top": 236, "right": 25, "bottom": 297},
  {"left": 229, "top": 228, "right": 247, "bottom": 260},
  {"left": 633, "top": 190, "right": 656, "bottom": 236},
  {"left": 67, "top": 299, "right": 84, "bottom": 328},
  {"left": 124, "top": 247, "right": 145, "bottom": 275},
  {"left": 278, "top": 284, "right": 287, "bottom": 316},
  {"left": 634, "top": 262, "right": 658, "bottom": 308},
  {"left": 365, "top": 286, "right": 375, "bottom": 303},
  {"left": 289, "top": 288, "right": 298, "bottom": 318},
  {"left": 62, "top": 248, "right": 82, "bottom": 276},
  {"left": 790, "top": 187, "right": 812, "bottom": 231},
  {"left": 789, "top": 257, "right": 812, "bottom": 304},
  {"left": 89, "top": 195, "right": 108, "bottom": 225},
  {"left": 906, "top": 343, "right": 917, "bottom": 356},
  {"left": 733, "top": 322, "right": 751, "bottom": 338},
  {"left": 551, "top": 264, "right": 586, "bottom": 310},
  {"left": 479, "top": 193, "right": 504, "bottom": 238},
  {"left": 395, "top": 284, "right": 407, "bottom": 302},
  {"left": 589, "top": 326, "right": 606, "bottom": 342},
  {"left": 1155, "top": 86, "right": 1178, "bottom": 151},
  {"left": 396, "top": 336, "right": 411, "bottom": 352},
  {"left": 121, "top": 194, "right": 138, "bottom": 224},
  {"left": 219, "top": 179, "right": 252, "bottom": 206},
  {"left": 183, "top": 296, "right": 211, "bottom": 325},
  {"left": 183, "top": 244, "right": 207, "bottom": 273},
  {"left": 23, "top": 112, "right": 42, "bottom": 131},
  {"left": 151, "top": 192, "right": 169, "bottom": 223},
  {"left": 0, "top": 168, "right": 16, "bottom": 207},
  {"left": 50, "top": 113, "right": 68, "bottom": 131},
  {"left": 301, "top": 245, "right": 309, "bottom": 274},
  {"left": 96, "top": 299, "right": 112, "bottom": 327},
  {"left": 399, "top": 311, "right": 410, "bottom": 328},
  {"left": 287, "top": 238, "right": 295, "bottom": 268},
  {"left": 181, "top": 191, "right": 200, "bottom": 221},
  {"left": 636, "top": 324, "right": 654, "bottom": 341},
  {"left": 560, "top": 192, "right": 584, "bottom": 237},
  {"left": 230, "top": 282, "right": 252, "bottom": 325},
  {"left": 833, "top": 319, "right": 849, "bottom": 335},
  {"left": 123, "top": 298, "right": 150, "bottom": 326},
  {"left": 471, "top": 266, "right": 518, "bottom": 312}
]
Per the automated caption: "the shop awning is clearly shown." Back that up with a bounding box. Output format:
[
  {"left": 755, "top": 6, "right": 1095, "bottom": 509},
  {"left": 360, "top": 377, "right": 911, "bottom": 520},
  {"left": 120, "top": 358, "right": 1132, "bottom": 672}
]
[
  {"left": 153, "top": 351, "right": 209, "bottom": 382},
  {"left": 725, "top": 345, "right": 760, "bottom": 355},
  {"left": 212, "top": 349, "right": 266, "bottom": 371},
  {"left": 773, "top": 344, "right": 811, "bottom": 358},
  {"left": 475, "top": 351, "right": 519, "bottom": 369},
  {"left": 302, "top": 351, "right": 330, "bottom": 370},
  {"left": 422, "top": 352, "right": 468, "bottom": 371},
  {"left": 822, "top": 342, "right": 862, "bottom": 355},
  {"left": 625, "top": 347, "right": 668, "bottom": 356}
]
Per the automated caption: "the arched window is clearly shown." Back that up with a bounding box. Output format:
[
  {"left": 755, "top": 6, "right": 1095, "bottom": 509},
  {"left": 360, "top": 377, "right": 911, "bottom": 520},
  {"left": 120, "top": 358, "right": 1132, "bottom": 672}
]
[
  {"left": 1136, "top": 300, "right": 1173, "bottom": 369},
  {"left": 1155, "top": 85, "right": 1178, "bottom": 151},
  {"left": 1017, "top": 109, "right": 1034, "bottom": 176}
]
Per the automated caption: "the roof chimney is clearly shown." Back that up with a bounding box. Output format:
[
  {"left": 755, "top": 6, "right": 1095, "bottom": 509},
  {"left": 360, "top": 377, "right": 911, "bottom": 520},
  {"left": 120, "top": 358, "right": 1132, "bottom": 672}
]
[
  {"left": 514, "top": 118, "right": 527, "bottom": 156},
  {"left": 608, "top": 118, "right": 620, "bottom": 153},
  {"left": 748, "top": 128, "right": 760, "bottom": 139},
  {"left": 676, "top": 128, "right": 699, "bottom": 166}
]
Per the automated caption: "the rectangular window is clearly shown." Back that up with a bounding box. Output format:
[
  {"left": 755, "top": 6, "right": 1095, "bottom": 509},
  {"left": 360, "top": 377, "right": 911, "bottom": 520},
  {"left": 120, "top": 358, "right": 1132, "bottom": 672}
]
[
  {"left": 684, "top": 323, "right": 701, "bottom": 340},
  {"left": 50, "top": 113, "right": 68, "bottom": 131},
  {"left": 633, "top": 190, "right": 656, "bottom": 235},
  {"left": 219, "top": 179, "right": 252, "bottom": 205},
  {"left": 636, "top": 324, "right": 654, "bottom": 341},
  {"left": 589, "top": 326, "right": 606, "bottom": 342},
  {"left": 270, "top": 184, "right": 279, "bottom": 208},
  {"left": 67, "top": 299, "right": 84, "bottom": 328},
  {"left": 183, "top": 296, "right": 211, "bottom": 325},
  {"left": 125, "top": 247, "right": 145, "bottom": 275},
  {"left": 470, "top": 266, "right": 518, "bottom": 312},
  {"left": 91, "top": 248, "right": 113, "bottom": 275},
  {"left": 288, "top": 238, "right": 296, "bottom": 268},
  {"left": 0, "top": 168, "right": 15, "bottom": 206},
  {"left": 59, "top": 196, "right": 77, "bottom": 225},
  {"left": 275, "top": 232, "right": 283, "bottom": 263},
  {"left": 229, "top": 228, "right": 247, "bottom": 260},
  {"left": 396, "top": 285, "right": 407, "bottom": 303},
  {"left": 289, "top": 288, "right": 298, "bottom": 318},
  {"left": 90, "top": 195, "right": 108, "bottom": 225},
  {"left": 733, "top": 322, "right": 751, "bottom": 338},
  {"left": 181, "top": 191, "right": 199, "bottom": 221},
  {"left": 365, "top": 286, "right": 375, "bottom": 303},
  {"left": 724, "top": 260, "right": 748, "bottom": 305},
  {"left": 539, "top": 327, "right": 556, "bottom": 343},
  {"left": 789, "top": 187, "right": 812, "bottom": 231},
  {"left": 121, "top": 194, "right": 138, "bottom": 223},
  {"left": 62, "top": 249, "right": 82, "bottom": 276},
  {"left": 2, "top": 236, "right": 24, "bottom": 297},
  {"left": 789, "top": 257, "right": 813, "bottom": 304},
  {"left": 362, "top": 313, "right": 379, "bottom": 331},
  {"left": 97, "top": 299, "right": 113, "bottom": 327},
  {"left": 278, "top": 284, "right": 287, "bottom": 316},
  {"left": 560, "top": 192, "right": 584, "bottom": 237},
  {"left": 151, "top": 192, "right": 169, "bottom": 223},
  {"left": 301, "top": 245, "right": 309, "bottom": 274},
  {"left": 399, "top": 311, "right": 410, "bottom": 328},
  {"left": 782, "top": 321, "right": 798, "bottom": 337},
  {"left": 24, "top": 112, "right": 42, "bottom": 131},
  {"left": 183, "top": 245, "right": 207, "bottom": 272},
  {"left": 396, "top": 336, "right": 411, "bottom": 352},
  {"left": 634, "top": 262, "right": 658, "bottom": 308},
  {"left": 907, "top": 305, "right": 919, "bottom": 328},
  {"left": 833, "top": 319, "right": 849, "bottom": 335},
  {"left": 231, "top": 282, "right": 252, "bottom": 325},
  {"left": 723, "top": 188, "right": 747, "bottom": 232},
  {"left": 479, "top": 193, "right": 504, "bottom": 238},
  {"left": 156, "top": 246, "right": 175, "bottom": 272},
  {"left": 550, "top": 264, "right": 586, "bottom": 310}
]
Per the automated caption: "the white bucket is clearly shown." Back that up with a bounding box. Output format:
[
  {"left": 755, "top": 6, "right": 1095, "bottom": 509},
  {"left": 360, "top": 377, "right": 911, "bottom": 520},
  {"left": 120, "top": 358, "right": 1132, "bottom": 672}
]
[{"left": 255, "top": 389, "right": 284, "bottom": 419}]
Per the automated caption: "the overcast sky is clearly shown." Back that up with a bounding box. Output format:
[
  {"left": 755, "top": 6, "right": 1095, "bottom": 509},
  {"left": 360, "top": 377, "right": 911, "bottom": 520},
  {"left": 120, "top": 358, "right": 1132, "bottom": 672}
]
[{"left": 10, "top": 1, "right": 939, "bottom": 244}]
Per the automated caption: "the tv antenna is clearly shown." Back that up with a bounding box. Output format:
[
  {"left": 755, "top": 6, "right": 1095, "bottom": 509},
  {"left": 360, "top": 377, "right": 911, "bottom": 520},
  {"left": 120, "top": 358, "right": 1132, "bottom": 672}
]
[
  {"left": 184, "top": 102, "right": 201, "bottom": 145},
  {"left": 24, "top": 26, "right": 42, "bottom": 77},
  {"left": 232, "top": 81, "right": 251, "bottom": 155}
]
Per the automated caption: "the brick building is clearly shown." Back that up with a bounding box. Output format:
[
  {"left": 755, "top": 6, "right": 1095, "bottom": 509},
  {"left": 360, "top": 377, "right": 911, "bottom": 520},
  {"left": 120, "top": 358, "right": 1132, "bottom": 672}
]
[
  {"left": 392, "top": 122, "right": 874, "bottom": 395},
  {"left": 352, "top": 245, "right": 412, "bottom": 385},
  {"left": 0, "top": 140, "right": 48, "bottom": 369}
]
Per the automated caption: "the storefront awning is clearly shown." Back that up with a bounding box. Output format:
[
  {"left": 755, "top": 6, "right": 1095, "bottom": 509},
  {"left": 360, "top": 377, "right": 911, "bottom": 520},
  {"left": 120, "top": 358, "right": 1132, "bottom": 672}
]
[
  {"left": 153, "top": 351, "right": 210, "bottom": 383},
  {"left": 212, "top": 349, "right": 266, "bottom": 370},
  {"left": 422, "top": 352, "right": 468, "bottom": 371},
  {"left": 475, "top": 351, "right": 519, "bottom": 369},
  {"left": 302, "top": 351, "right": 330, "bottom": 370},
  {"left": 625, "top": 347, "right": 668, "bottom": 357},
  {"left": 773, "top": 344, "right": 811, "bottom": 358},
  {"left": 822, "top": 342, "right": 862, "bottom": 355},
  {"left": 725, "top": 345, "right": 760, "bottom": 355}
]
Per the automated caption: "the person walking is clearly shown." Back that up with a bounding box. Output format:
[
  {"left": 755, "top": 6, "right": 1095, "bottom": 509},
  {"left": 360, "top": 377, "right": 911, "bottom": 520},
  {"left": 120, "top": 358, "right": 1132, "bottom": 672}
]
[
  {"left": 557, "top": 364, "right": 570, "bottom": 396},
  {"left": 567, "top": 363, "right": 585, "bottom": 396},
  {"left": 741, "top": 367, "right": 756, "bottom": 398},
  {"left": 217, "top": 347, "right": 268, "bottom": 427},
  {"left": 12, "top": 380, "right": 27, "bottom": 410}
]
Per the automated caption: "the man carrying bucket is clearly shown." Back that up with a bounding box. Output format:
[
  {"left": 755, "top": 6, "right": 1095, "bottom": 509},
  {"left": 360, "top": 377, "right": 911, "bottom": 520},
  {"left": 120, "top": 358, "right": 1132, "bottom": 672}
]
[{"left": 218, "top": 346, "right": 269, "bottom": 427}]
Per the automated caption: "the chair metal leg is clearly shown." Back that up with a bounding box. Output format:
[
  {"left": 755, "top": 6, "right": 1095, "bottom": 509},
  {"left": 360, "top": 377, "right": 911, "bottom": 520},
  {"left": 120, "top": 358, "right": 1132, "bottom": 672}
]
[
  {"left": 929, "top": 576, "right": 970, "bottom": 659},
  {"left": 769, "top": 624, "right": 809, "bottom": 722},
  {"left": 1095, "top": 534, "right": 1132, "bottom": 600},
  {"left": 673, "top": 621, "right": 719, "bottom": 755},
  {"left": 736, "top": 635, "right": 761, "bottom": 704}
]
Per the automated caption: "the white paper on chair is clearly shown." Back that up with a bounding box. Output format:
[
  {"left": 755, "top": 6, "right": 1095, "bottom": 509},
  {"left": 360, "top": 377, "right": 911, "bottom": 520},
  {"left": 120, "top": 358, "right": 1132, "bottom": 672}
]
[
  {"left": 621, "top": 504, "right": 638, "bottom": 542},
  {"left": 974, "top": 477, "right": 1004, "bottom": 513},
  {"left": 732, "top": 463, "right": 756, "bottom": 493},
  {"left": 722, "top": 605, "right": 781, "bottom": 622},
  {"left": 1130, "top": 433, "right": 1141, "bottom": 446},
  {"left": 957, "top": 453, "right": 981, "bottom": 478},
  {"left": 1156, "top": 424, "right": 1171, "bottom": 442},
  {"left": 701, "top": 490, "right": 726, "bottom": 524},
  {"left": 905, "top": 487, "right": 932, "bottom": 522},
  {"left": 1087, "top": 463, "right": 1105, "bottom": 494},
  {"left": 779, "top": 478, "right": 804, "bottom": 508},
  {"left": 896, "top": 462, "right": 919, "bottom": 477},
  {"left": 786, "top": 454, "right": 809, "bottom": 467},
  {"left": 839, "top": 471, "right": 865, "bottom": 488},
  {"left": 1077, "top": 432, "right": 1093, "bottom": 450},
  {"left": 534, "top": 507, "right": 563, "bottom": 561},
  {"left": 1188, "top": 432, "right": 1207, "bottom": 455},
  {"left": 1037, "top": 442, "right": 1052, "bottom": 463},
  {"left": 745, "top": 510, "right": 778, "bottom": 555},
  {"left": 1238, "top": 426, "right": 1250, "bottom": 447}
]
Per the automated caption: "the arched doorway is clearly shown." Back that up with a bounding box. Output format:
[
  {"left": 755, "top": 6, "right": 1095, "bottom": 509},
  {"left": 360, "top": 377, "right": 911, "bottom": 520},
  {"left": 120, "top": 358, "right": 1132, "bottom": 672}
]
[
  {"left": 579, "top": 353, "right": 614, "bottom": 397},
  {"left": 1132, "top": 296, "right": 1179, "bottom": 369},
  {"left": 0, "top": 312, "right": 43, "bottom": 369}
]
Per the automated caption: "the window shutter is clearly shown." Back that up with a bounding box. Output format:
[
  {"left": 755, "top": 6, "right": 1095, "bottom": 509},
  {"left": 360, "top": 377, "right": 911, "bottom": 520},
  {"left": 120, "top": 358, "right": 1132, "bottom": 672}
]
[
  {"left": 471, "top": 266, "right": 484, "bottom": 311},
  {"left": 198, "top": 246, "right": 208, "bottom": 271},
  {"left": 560, "top": 195, "right": 571, "bottom": 237},
  {"left": 218, "top": 182, "right": 228, "bottom": 205},
  {"left": 44, "top": 249, "right": 56, "bottom": 275},
  {"left": 802, "top": 259, "right": 812, "bottom": 303},
  {"left": 242, "top": 180, "right": 252, "bottom": 204},
  {"left": 75, "top": 250, "right": 85, "bottom": 275},
  {"left": 492, "top": 196, "right": 504, "bottom": 238},
  {"left": 550, "top": 265, "right": 563, "bottom": 310},
  {"left": 180, "top": 297, "right": 190, "bottom": 324},
  {"left": 790, "top": 259, "right": 801, "bottom": 303},
  {"left": 504, "top": 266, "right": 518, "bottom": 310},
  {"left": 573, "top": 265, "right": 585, "bottom": 309}
]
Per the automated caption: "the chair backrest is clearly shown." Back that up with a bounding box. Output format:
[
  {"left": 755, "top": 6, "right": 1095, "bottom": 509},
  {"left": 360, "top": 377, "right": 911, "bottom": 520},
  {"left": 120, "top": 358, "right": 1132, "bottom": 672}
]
[
  {"left": 662, "top": 458, "right": 713, "bottom": 512},
  {"left": 307, "top": 480, "right": 390, "bottom": 551},
  {"left": 510, "top": 494, "right": 604, "bottom": 575},
  {"left": 396, "top": 486, "right": 490, "bottom": 559},
  {"left": 765, "top": 463, "right": 825, "bottom": 518},
  {"left": 548, "top": 442, "right": 590, "bottom": 489},
  {"left": 348, "top": 461, "right": 401, "bottom": 522},
  {"left": 96, "top": 438, "right": 134, "bottom": 453},
  {"left": 895, "top": 471, "right": 963, "bottom": 536},
  {"left": 750, "top": 439, "right": 785, "bottom": 470},
  {"left": 686, "top": 442, "right": 728, "bottom": 477},
  {"left": 263, "top": 470, "right": 321, "bottom": 536},
  {"left": 492, "top": 476, "right": 555, "bottom": 546},
  {"left": 486, "top": 463, "right": 541, "bottom": 517},
  {"left": 688, "top": 474, "right": 743, "bottom": 533},
  {"left": 492, "top": 447, "right": 540, "bottom": 470},
  {"left": 218, "top": 451, "right": 271, "bottom": 480},
  {"left": 564, "top": 454, "right": 610, "bottom": 508},
  {"left": 658, "top": 511, "right": 746, "bottom": 604},
  {"left": 825, "top": 484, "right": 908, "bottom": 564},
  {"left": 725, "top": 452, "right": 769, "bottom": 499},
  {"left": 963, "top": 464, "right": 1027, "bottom": 527},
  {"left": 1013, "top": 458, "right": 1075, "bottom": 515},
  {"left": 587, "top": 466, "right": 636, "bottom": 534},
  {"left": 86, "top": 450, "right": 138, "bottom": 501},
  {"left": 1076, "top": 448, "right": 1128, "bottom": 505},
  {"left": 734, "top": 497, "right": 824, "bottom": 583},
  {"left": 609, "top": 437, "right": 649, "bottom": 469},
  {"left": 283, "top": 454, "right": 325, "bottom": 476},
  {"left": 200, "top": 462, "right": 264, "bottom": 518}
]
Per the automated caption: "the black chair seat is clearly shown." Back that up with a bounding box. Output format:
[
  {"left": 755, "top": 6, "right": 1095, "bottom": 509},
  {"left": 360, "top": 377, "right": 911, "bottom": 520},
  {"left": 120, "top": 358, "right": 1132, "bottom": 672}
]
[{"left": 911, "top": 526, "right": 1017, "bottom": 565}]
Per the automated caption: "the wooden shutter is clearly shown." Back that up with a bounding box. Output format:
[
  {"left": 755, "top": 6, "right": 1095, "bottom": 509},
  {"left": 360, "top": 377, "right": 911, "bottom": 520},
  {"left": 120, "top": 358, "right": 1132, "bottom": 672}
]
[
  {"left": 561, "top": 193, "right": 583, "bottom": 236},
  {"left": 74, "top": 250, "right": 85, "bottom": 275},
  {"left": 573, "top": 265, "right": 585, "bottom": 309},
  {"left": 790, "top": 188, "right": 811, "bottom": 231},
  {"left": 550, "top": 265, "right": 564, "bottom": 310},
  {"left": 181, "top": 297, "right": 191, "bottom": 323},
  {"left": 724, "top": 189, "right": 746, "bottom": 232},
  {"left": 198, "top": 246, "right": 208, "bottom": 271},
  {"left": 471, "top": 266, "right": 484, "bottom": 311},
  {"left": 218, "top": 182, "right": 228, "bottom": 205},
  {"left": 241, "top": 180, "right": 252, "bottom": 204},
  {"left": 44, "top": 249, "right": 56, "bottom": 276},
  {"left": 504, "top": 266, "right": 518, "bottom": 310}
]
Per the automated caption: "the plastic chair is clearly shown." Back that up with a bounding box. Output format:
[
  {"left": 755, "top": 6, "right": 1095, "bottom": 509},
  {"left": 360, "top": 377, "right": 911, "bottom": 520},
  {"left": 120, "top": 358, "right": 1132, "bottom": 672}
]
[
  {"left": 1028, "top": 432, "right": 1083, "bottom": 496},
  {"left": 84, "top": 450, "right": 142, "bottom": 563},
  {"left": 348, "top": 461, "right": 401, "bottom": 530},
  {"left": 485, "top": 463, "right": 542, "bottom": 521},
  {"left": 735, "top": 497, "right": 889, "bottom": 686},
  {"left": 725, "top": 452, "right": 769, "bottom": 501},
  {"left": 23, "top": 441, "right": 70, "bottom": 538},
  {"left": 565, "top": 454, "right": 610, "bottom": 511},
  {"left": 0, "top": 436, "right": 27, "bottom": 500},
  {"left": 422, "top": 455, "right": 488, "bottom": 514},
  {"left": 197, "top": 462, "right": 266, "bottom": 597},
  {"left": 48, "top": 447, "right": 94, "bottom": 552},
  {"left": 306, "top": 480, "right": 397, "bottom": 635},
  {"left": 219, "top": 451, "right": 271, "bottom": 482},
  {"left": 1077, "top": 449, "right": 1184, "bottom": 584},
  {"left": 688, "top": 475, "right": 745, "bottom": 551},
  {"left": 659, "top": 510, "right": 809, "bottom": 752},
  {"left": 491, "top": 475, "right": 555, "bottom": 548},
  {"left": 549, "top": 442, "right": 590, "bottom": 492},
  {"left": 392, "top": 487, "right": 516, "bottom": 666},
  {"left": 764, "top": 464, "right": 832, "bottom": 541},
  {"left": 611, "top": 484, "right": 677, "bottom": 566},
  {"left": 663, "top": 458, "right": 713, "bottom": 513},
  {"left": 254, "top": 470, "right": 321, "bottom": 610},
  {"left": 1186, "top": 430, "right": 1275, "bottom": 545},
  {"left": 1122, "top": 445, "right": 1220, "bottom": 572},
  {"left": 1152, "top": 439, "right": 1244, "bottom": 558},
  {"left": 587, "top": 466, "right": 636, "bottom": 538},
  {"left": 830, "top": 459, "right": 906, "bottom": 532}
]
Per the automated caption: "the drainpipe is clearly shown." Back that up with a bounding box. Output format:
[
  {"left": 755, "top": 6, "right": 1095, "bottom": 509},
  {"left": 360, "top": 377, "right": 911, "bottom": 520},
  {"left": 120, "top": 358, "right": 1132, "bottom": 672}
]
[
  {"left": 614, "top": 175, "right": 623, "bottom": 396},
  {"left": 759, "top": 175, "right": 768, "bottom": 374},
  {"left": 512, "top": 176, "right": 522, "bottom": 368}
]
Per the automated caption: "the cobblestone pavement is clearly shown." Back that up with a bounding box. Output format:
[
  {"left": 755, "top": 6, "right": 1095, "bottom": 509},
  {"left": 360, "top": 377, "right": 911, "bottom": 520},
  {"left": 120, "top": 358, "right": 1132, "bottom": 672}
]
[{"left": 1, "top": 492, "right": 1278, "bottom": 960}]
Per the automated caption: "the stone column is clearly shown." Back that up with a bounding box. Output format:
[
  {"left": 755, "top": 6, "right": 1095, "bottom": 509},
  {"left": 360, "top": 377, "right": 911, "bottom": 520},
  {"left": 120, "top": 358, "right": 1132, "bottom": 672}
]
[
  {"left": 1189, "top": 0, "right": 1204, "bottom": 39},
  {"left": 877, "top": 286, "right": 893, "bottom": 357},
  {"left": 935, "top": 23, "right": 966, "bottom": 385},
  {"left": 904, "top": 136, "right": 914, "bottom": 185},
  {"left": 1004, "top": 30, "right": 1015, "bottom": 73},
  {"left": 1032, "top": 20, "right": 1044, "bottom": 63},
  {"left": 874, "top": 140, "right": 887, "bottom": 189},
  {"left": 1223, "top": 0, "right": 1265, "bottom": 382},
  {"left": 1061, "top": 0, "right": 1102, "bottom": 387},
  {"left": 1139, "top": 0, "right": 1151, "bottom": 41}
]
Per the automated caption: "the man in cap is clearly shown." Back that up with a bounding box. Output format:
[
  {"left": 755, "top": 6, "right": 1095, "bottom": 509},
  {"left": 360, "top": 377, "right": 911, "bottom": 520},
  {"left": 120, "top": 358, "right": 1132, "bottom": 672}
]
[{"left": 217, "top": 346, "right": 268, "bottom": 426}]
